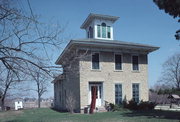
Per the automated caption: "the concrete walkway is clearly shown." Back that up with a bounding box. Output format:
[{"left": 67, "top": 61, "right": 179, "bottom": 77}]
[{"left": 155, "top": 104, "right": 180, "bottom": 111}]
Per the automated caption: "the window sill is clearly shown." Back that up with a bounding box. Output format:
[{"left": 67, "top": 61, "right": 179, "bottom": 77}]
[
  {"left": 132, "top": 70, "right": 140, "bottom": 73},
  {"left": 91, "top": 69, "right": 101, "bottom": 72},
  {"left": 114, "top": 70, "right": 123, "bottom": 72}
]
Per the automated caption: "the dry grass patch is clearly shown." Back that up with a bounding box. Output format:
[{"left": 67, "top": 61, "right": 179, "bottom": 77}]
[{"left": 0, "top": 110, "right": 23, "bottom": 119}]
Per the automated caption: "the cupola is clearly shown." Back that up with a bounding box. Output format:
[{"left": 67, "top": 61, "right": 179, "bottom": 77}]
[{"left": 80, "top": 13, "right": 119, "bottom": 40}]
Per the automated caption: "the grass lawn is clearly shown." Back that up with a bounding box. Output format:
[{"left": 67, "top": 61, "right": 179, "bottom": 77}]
[{"left": 0, "top": 108, "right": 180, "bottom": 122}]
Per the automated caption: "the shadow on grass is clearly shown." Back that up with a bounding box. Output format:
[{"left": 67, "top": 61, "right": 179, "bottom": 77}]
[
  {"left": 121, "top": 110, "right": 180, "bottom": 120},
  {"left": 50, "top": 107, "right": 69, "bottom": 113}
]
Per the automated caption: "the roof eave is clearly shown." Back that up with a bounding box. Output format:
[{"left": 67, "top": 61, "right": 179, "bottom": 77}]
[
  {"left": 71, "top": 40, "right": 160, "bottom": 53},
  {"left": 55, "top": 41, "right": 159, "bottom": 65},
  {"left": 80, "top": 13, "right": 119, "bottom": 29},
  {"left": 55, "top": 40, "right": 73, "bottom": 65}
]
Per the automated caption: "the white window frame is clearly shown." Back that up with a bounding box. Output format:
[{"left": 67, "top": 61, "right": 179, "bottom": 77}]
[
  {"left": 91, "top": 52, "right": 101, "bottom": 70},
  {"left": 131, "top": 54, "right": 140, "bottom": 72},
  {"left": 114, "top": 53, "right": 123, "bottom": 71}
]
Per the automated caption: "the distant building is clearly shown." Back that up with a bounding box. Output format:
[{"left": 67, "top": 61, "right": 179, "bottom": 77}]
[
  {"left": 5, "top": 97, "right": 53, "bottom": 110},
  {"left": 53, "top": 13, "right": 159, "bottom": 112},
  {"left": 15, "top": 100, "right": 23, "bottom": 110}
]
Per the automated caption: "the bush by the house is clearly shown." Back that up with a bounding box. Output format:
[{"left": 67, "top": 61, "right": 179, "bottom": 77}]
[
  {"left": 108, "top": 103, "right": 125, "bottom": 111},
  {"left": 138, "top": 101, "right": 156, "bottom": 110},
  {"left": 108, "top": 100, "right": 156, "bottom": 111},
  {"left": 125, "top": 100, "right": 156, "bottom": 110},
  {"left": 125, "top": 100, "right": 138, "bottom": 110}
]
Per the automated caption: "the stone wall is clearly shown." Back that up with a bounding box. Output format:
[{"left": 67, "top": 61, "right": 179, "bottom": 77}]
[
  {"left": 79, "top": 51, "right": 148, "bottom": 108},
  {"left": 54, "top": 50, "right": 81, "bottom": 112}
]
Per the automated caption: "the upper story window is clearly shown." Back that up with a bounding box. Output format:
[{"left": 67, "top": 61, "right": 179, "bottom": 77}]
[
  {"left": 115, "top": 54, "right": 122, "bottom": 70},
  {"left": 97, "top": 23, "right": 111, "bottom": 39},
  {"left": 92, "top": 53, "right": 100, "bottom": 70},
  {"left": 132, "top": 55, "right": 139, "bottom": 71}
]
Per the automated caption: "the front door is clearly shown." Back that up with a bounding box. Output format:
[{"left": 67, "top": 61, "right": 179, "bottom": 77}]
[{"left": 89, "top": 83, "right": 102, "bottom": 107}]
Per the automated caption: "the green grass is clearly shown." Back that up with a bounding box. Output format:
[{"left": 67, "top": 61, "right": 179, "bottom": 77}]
[{"left": 0, "top": 108, "right": 180, "bottom": 122}]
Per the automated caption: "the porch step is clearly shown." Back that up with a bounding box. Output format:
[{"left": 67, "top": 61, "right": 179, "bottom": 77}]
[{"left": 95, "top": 107, "right": 107, "bottom": 112}]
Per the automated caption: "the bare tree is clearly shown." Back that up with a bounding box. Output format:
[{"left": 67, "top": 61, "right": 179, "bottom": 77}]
[
  {"left": 0, "top": 0, "right": 62, "bottom": 76},
  {"left": 30, "top": 68, "right": 48, "bottom": 108},
  {"left": 0, "top": 68, "right": 19, "bottom": 110},
  {"left": 159, "top": 53, "right": 180, "bottom": 89},
  {"left": 0, "top": 0, "right": 64, "bottom": 110},
  {"left": 65, "top": 91, "right": 76, "bottom": 113}
]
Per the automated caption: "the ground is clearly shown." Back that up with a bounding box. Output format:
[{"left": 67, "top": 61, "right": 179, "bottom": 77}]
[{"left": 0, "top": 108, "right": 180, "bottom": 122}]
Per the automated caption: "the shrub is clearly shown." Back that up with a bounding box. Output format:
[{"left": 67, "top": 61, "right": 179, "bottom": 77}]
[
  {"left": 109, "top": 103, "right": 124, "bottom": 111},
  {"left": 138, "top": 101, "right": 156, "bottom": 110},
  {"left": 126, "top": 100, "right": 156, "bottom": 110},
  {"left": 122, "top": 99, "right": 127, "bottom": 108},
  {"left": 125, "top": 100, "right": 138, "bottom": 110},
  {"left": 107, "top": 100, "right": 156, "bottom": 112}
]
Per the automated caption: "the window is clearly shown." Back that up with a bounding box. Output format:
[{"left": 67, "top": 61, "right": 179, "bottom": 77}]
[
  {"left": 97, "top": 25, "right": 101, "bottom": 37},
  {"left": 92, "top": 53, "right": 100, "bottom": 69},
  {"left": 132, "top": 56, "right": 139, "bottom": 70},
  {"left": 115, "top": 54, "right": 122, "bottom": 70},
  {"left": 97, "top": 23, "right": 111, "bottom": 39},
  {"left": 89, "top": 26, "right": 93, "bottom": 38},
  {"left": 115, "top": 84, "right": 122, "bottom": 104},
  {"left": 107, "top": 26, "right": 111, "bottom": 38},
  {"left": 102, "top": 23, "right": 106, "bottom": 38},
  {"left": 132, "top": 83, "right": 139, "bottom": 103}
]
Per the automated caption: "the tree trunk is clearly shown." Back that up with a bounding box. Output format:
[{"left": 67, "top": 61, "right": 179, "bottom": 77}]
[
  {"left": 0, "top": 98, "right": 5, "bottom": 111},
  {"left": 38, "top": 94, "right": 41, "bottom": 108},
  {"left": 90, "top": 86, "right": 97, "bottom": 114}
]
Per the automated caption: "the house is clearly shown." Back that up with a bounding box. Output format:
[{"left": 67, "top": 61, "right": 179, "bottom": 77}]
[{"left": 53, "top": 13, "right": 159, "bottom": 113}]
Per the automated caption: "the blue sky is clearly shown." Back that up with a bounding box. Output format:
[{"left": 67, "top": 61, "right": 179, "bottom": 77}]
[{"left": 19, "top": 0, "right": 179, "bottom": 97}]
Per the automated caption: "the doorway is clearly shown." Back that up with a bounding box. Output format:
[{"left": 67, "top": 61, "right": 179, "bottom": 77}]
[{"left": 89, "top": 82, "right": 103, "bottom": 107}]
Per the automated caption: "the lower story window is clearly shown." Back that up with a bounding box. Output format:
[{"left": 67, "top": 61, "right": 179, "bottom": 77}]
[
  {"left": 115, "top": 84, "right": 122, "bottom": 104},
  {"left": 132, "top": 83, "right": 139, "bottom": 103}
]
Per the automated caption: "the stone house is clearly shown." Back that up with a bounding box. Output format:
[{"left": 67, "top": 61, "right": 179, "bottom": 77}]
[{"left": 53, "top": 13, "right": 159, "bottom": 112}]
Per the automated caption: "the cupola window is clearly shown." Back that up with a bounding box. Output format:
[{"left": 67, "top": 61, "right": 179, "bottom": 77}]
[
  {"left": 102, "top": 23, "right": 107, "bottom": 38},
  {"left": 96, "top": 23, "right": 111, "bottom": 39},
  {"left": 107, "top": 26, "right": 111, "bottom": 38},
  {"left": 88, "top": 26, "right": 93, "bottom": 38},
  {"left": 97, "top": 25, "right": 101, "bottom": 37}
]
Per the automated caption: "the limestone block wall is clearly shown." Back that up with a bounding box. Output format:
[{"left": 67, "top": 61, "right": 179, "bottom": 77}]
[
  {"left": 54, "top": 57, "right": 81, "bottom": 112},
  {"left": 79, "top": 51, "right": 148, "bottom": 108}
]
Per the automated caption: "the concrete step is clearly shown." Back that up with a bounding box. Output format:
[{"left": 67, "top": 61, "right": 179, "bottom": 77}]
[{"left": 95, "top": 107, "right": 107, "bottom": 112}]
